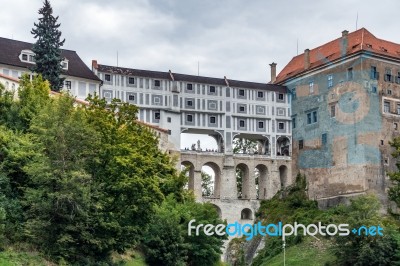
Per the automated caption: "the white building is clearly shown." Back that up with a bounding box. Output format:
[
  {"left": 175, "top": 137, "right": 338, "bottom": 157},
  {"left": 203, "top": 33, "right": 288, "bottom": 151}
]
[
  {"left": 92, "top": 60, "right": 292, "bottom": 157},
  {"left": 0, "top": 37, "right": 101, "bottom": 99}
]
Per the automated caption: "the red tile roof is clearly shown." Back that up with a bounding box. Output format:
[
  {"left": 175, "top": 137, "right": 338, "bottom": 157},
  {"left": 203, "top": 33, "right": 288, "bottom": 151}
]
[{"left": 275, "top": 28, "right": 400, "bottom": 83}]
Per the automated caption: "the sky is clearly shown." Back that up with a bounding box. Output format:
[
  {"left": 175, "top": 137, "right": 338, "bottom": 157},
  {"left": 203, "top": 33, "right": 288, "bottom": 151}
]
[{"left": 1, "top": 0, "right": 399, "bottom": 159}]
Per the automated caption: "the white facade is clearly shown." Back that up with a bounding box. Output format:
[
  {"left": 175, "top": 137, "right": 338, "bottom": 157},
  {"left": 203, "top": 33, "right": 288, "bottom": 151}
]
[{"left": 94, "top": 64, "right": 292, "bottom": 158}]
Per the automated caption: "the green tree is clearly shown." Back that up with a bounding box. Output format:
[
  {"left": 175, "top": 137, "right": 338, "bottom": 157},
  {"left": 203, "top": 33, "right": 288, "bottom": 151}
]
[
  {"left": 201, "top": 171, "right": 214, "bottom": 197},
  {"left": 31, "top": 0, "right": 65, "bottom": 91},
  {"left": 389, "top": 137, "right": 400, "bottom": 209},
  {"left": 333, "top": 194, "right": 400, "bottom": 266},
  {"left": 142, "top": 196, "right": 226, "bottom": 266},
  {"left": 23, "top": 94, "right": 102, "bottom": 263},
  {"left": 84, "top": 95, "right": 181, "bottom": 253},
  {"left": 233, "top": 138, "right": 257, "bottom": 154}
]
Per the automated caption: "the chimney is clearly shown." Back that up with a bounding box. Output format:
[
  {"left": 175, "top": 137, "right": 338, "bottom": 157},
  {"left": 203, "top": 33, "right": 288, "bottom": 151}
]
[
  {"left": 269, "top": 62, "right": 277, "bottom": 83},
  {"left": 92, "top": 60, "right": 98, "bottom": 70},
  {"left": 304, "top": 49, "right": 310, "bottom": 69},
  {"left": 341, "top": 30, "right": 349, "bottom": 56}
]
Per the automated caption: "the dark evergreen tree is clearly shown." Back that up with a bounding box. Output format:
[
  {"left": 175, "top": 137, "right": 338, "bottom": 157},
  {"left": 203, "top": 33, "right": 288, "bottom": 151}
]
[{"left": 31, "top": 0, "right": 65, "bottom": 91}]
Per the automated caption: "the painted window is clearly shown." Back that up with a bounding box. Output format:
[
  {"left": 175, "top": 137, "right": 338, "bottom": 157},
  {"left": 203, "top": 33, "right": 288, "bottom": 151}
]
[
  {"left": 384, "top": 101, "right": 390, "bottom": 113},
  {"left": 328, "top": 75, "right": 333, "bottom": 88}
]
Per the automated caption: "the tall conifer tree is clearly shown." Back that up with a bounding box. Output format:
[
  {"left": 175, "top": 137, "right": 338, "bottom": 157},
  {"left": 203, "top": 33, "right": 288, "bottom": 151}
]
[{"left": 31, "top": 0, "right": 65, "bottom": 91}]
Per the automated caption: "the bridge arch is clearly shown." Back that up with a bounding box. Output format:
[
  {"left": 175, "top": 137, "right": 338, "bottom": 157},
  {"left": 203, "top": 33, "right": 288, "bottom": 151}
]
[
  {"left": 255, "top": 164, "right": 268, "bottom": 199},
  {"left": 181, "top": 161, "right": 195, "bottom": 191},
  {"left": 279, "top": 165, "right": 288, "bottom": 188},
  {"left": 236, "top": 163, "right": 250, "bottom": 199},
  {"left": 277, "top": 136, "right": 290, "bottom": 156},
  {"left": 202, "top": 162, "right": 221, "bottom": 198},
  {"left": 241, "top": 208, "right": 253, "bottom": 220}
]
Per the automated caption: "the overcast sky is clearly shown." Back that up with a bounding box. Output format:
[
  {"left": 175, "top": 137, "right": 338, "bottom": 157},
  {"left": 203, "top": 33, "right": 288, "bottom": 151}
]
[
  {"left": 1, "top": 0, "right": 400, "bottom": 84},
  {"left": 1, "top": 0, "right": 399, "bottom": 154}
]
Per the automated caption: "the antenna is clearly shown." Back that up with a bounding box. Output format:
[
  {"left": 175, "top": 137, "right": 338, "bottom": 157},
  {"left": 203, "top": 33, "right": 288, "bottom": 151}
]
[
  {"left": 117, "top": 51, "right": 119, "bottom": 67},
  {"left": 198, "top": 61, "right": 199, "bottom": 76},
  {"left": 356, "top": 12, "right": 358, "bottom": 30}
]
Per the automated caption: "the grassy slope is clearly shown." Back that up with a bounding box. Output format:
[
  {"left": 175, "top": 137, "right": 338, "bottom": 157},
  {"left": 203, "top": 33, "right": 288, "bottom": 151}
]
[
  {"left": 261, "top": 237, "right": 336, "bottom": 266},
  {"left": 0, "top": 248, "right": 148, "bottom": 266}
]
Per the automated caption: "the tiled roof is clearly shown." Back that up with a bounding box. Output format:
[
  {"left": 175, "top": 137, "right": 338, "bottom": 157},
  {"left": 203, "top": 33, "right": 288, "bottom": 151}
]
[
  {"left": 96, "top": 63, "right": 287, "bottom": 92},
  {"left": 0, "top": 37, "right": 101, "bottom": 82},
  {"left": 275, "top": 28, "right": 400, "bottom": 83}
]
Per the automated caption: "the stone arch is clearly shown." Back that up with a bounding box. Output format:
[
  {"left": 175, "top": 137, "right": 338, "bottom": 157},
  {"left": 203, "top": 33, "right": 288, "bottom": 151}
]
[
  {"left": 241, "top": 208, "right": 253, "bottom": 220},
  {"left": 277, "top": 136, "right": 290, "bottom": 156},
  {"left": 211, "top": 204, "right": 222, "bottom": 218},
  {"left": 279, "top": 165, "right": 288, "bottom": 188},
  {"left": 202, "top": 162, "right": 221, "bottom": 198},
  {"left": 236, "top": 163, "right": 250, "bottom": 199},
  {"left": 181, "top": 161, "right": 195, "bottom": 191},
  {"left": 255, "top": 164, "right": 268, "bottom": 199}
]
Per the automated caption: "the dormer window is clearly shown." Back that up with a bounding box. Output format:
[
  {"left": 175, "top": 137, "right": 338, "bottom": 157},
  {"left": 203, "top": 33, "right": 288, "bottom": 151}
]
[
  {"left": 19, "top": 50, "right": 35, "bottom": 64},
  {"left": 61, "top": 59, "right": 69, "bottom": 70}
]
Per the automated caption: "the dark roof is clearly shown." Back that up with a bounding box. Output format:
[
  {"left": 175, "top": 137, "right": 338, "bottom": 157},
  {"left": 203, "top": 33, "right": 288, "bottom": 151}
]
[
  {"left": 0, "top": 37, "right": 101, "bottom": 82},
  {"left": 276, "top": 28, "right": 400, "bottom": 83},
  {"left": 97, "top": 64, "right": 287, "bottom": 92}
]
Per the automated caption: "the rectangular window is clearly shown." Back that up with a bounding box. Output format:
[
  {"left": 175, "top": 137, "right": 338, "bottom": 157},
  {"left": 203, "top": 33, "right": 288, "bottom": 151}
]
[
  {"left": 278, "top": 122, "right": 285, "bottom": 130},
  {"left": 397, "top": 104, "right": 400, "bottom": 115},
  {"left": 167, "top": 117, "right": 171, "bottom": 123},
  {"left": 154, "top": 80, "right": 161, "bottom": 87},
  {"left": 128, "top": 95, "right": 135, "bottom": 101},
  {"left": 322, "top": 133, "right": 327, "bottom": 146},
  {"left": 309, "top": 81, "right": 314, "bottom": 94},
  {"left": 292, "top": 117, "right": 296, "bottom": 128},
  {"left": 187, "top": 100, "right": 193, "bottom": 106},
  {"left": 313, "top": 111, "right": 318, "bottom": 123},
  {"left": 239, "top": 106, "right": 245, "bottom": 112},
  {"left": 22, "top": 54, "right": 28, "bottom": 61},
  {"left": 258, "top": 121, "right": 264, "bottom": 128},
  {"left": 387, "top": 89, "right": 392, "bottom": 95},
  {"left": 385, "top": 69, "right": 392, "bottom": 82},
  {"left": 29, "top": 55, "right": 35, "bottom": 62},
  {"left": 105, "top": 74, "right": 111, "bottom": 82},
  {"left": 397, "top": 72, "right": 400, "bottom": 84},
  {"left": 347, "top": 68, "right": 353, "bottom": 80},
  {"left": 278, "top": 93, "right": 284, "bottom": 100},
  {"left": 65, "top": 81, "right": 71, "bottom": 90},
  {"left": 187, "top": 83, "right": 193, "bottom": 90},
  {"left": 187, "top": 114, "right": 193, "bottom": 122},
  {"left": 371, "top": 66, "right": 379, "bottom": 80},
  {"left": 239, "top": 89, "right": 245, "bottom": 96},
  {"left": 128, "top": 77, "right": 135, "bottom": 84},
  {"left": 384, "top": 101, "right": 390, "bottom": 113},
  {"left": 307, "top": 111, "right": 318, "bottom": 124},
  {"left": 154, "top": 112, "right": 160, "bottom": 120},
  {"left": 328, "top": 75, "right": 333, "bottom": 88},
  {"left": 239, "top": 120, "right": 245, "bottom": 127},
  {"left": 257, "top": 91, "right": 264, "bottom": 98},
  {"left": 209, "top": 86, "right": 216, "bottom": 93},
  {"left": 210, "top": 116, "right": 216, "bottom": 124},
  {"left": 330, "top": 105, "right": 336, "bottom": 117},
  {"left": 299, "top": 140, "right": 304, "bottom": 150}
]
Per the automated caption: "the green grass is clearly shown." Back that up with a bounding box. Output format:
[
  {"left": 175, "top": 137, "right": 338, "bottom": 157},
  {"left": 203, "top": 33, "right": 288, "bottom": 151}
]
[
  {"left": 112, "top": 249, "right": 148, "bottom": 266},
  {"left": 261, "top": 237, "right": 336, "bottom": 266},
  {"left": 0, "top": 248, "right": 50, "bottom": 266}
]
